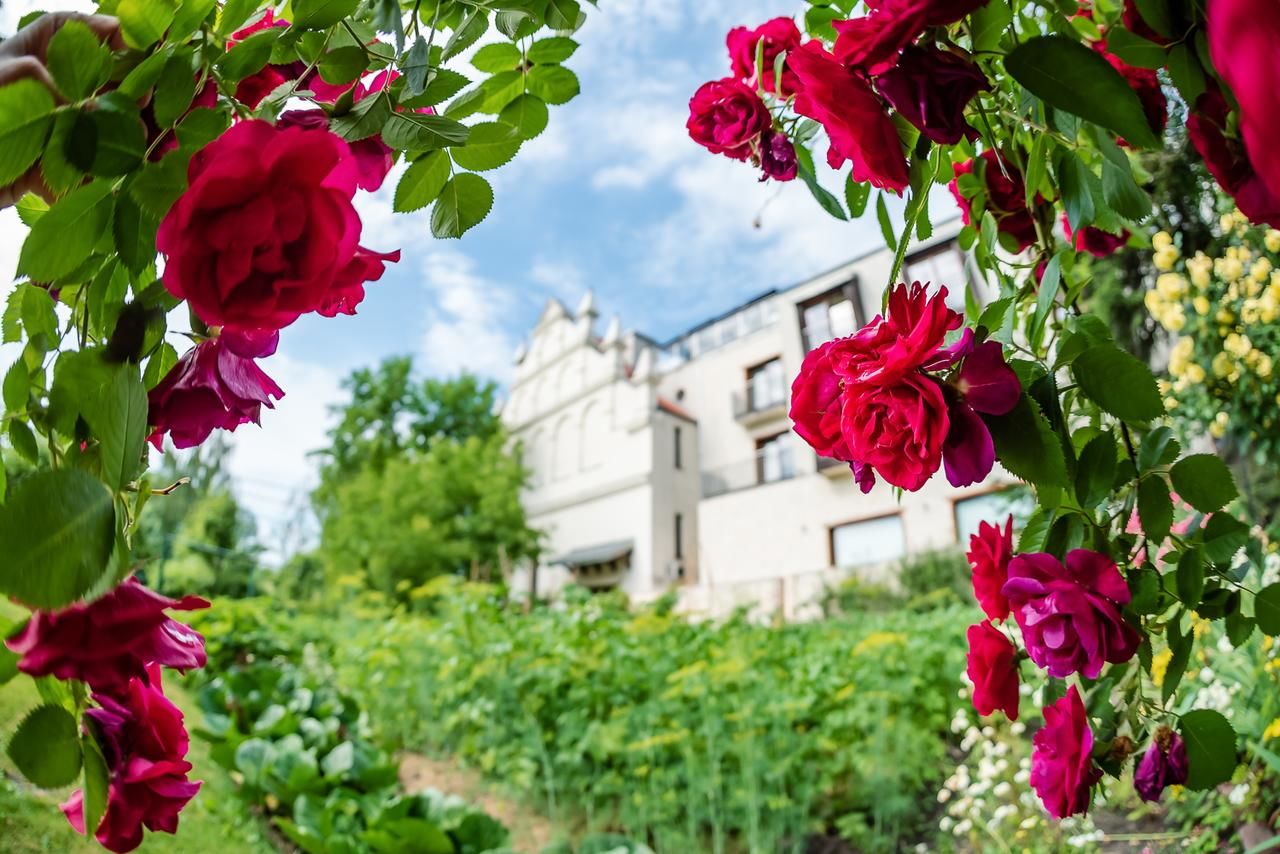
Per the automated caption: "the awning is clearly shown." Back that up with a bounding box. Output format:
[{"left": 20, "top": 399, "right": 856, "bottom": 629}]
[{"left": 551, "top": 539, "right": 633, "bottom": 569}]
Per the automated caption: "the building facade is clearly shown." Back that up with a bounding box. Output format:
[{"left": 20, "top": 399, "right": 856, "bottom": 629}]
[{"left": 502, "top": 222, "right": 1018, "bottom": 617}]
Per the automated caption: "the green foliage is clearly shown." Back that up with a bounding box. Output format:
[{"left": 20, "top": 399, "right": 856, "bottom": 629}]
[{"left": 6, "top": 705, "right": 82, "bottom": 789}]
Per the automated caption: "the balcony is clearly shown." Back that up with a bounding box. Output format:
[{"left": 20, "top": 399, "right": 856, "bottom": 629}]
[
  {"left": 702, "top": 445, "right": 797, "bottom": 498},
  {"left": 817, "top": 454, "right": 850, "bottom": 478},
  {"left": 731, "top": 389, "right": 788, "bottom": 427}
]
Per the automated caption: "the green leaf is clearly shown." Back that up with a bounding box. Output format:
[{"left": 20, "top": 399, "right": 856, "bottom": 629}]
[
  {"left": 8, "top": 705, "right": 82, "bottom": 788},
  {"left": 153, "top": 53, "right": 199, "bottom": 128},
  {"left": 47, "top": 20, "right": 113, "bottom": 101},
  {"left": 796, "top": 146, "right": 846, "bottom": 221},
  {"left": 129, "top": 151, "right": 188, "bottom": 218},
  {"left": 1167, "top": 43, "right": 1206, "bottom": 106},
  {"left": 546, "top": 0, "right": 582, "bottom": 29},
  {"left": 1169, "top": 454, "right": 1238, "bottom": 514},
  {"left": 1074, "top": 432, "right": 1116, "bottom": 508},
  {"left": 8, "top": 420, "right": 39, "bottom": 464},
  {"left": 1030, "top": 253, "right": 1060, "bottom": 348},
  {"left": 217, "top": 28, "right": 283, "bottom": 82},
  {"left": 984, "top": 394, "right": 1069, "bottom": 489},
  {"left": 18, "top": 181, "right": 114, "bottom": 282},
  {"left": 331, "top": 92, "right": 392, "bottom": 142},
  {"left": 1176, "top": 549, "right": 1206, "bottom": 609},
  {"left": 143, "top": 342, "right": 179, "bottom": 389},
  {"left": 170, "top": 0, "right": 216, "bottom": 40},
  {"left": 1133, "top": 0, "right": 1173, "bottom": 37},
  {"left": 117, "top": 49, "right": 171, "bottom": 100},
  {"left": 970, "top": 0, "right": 1012, "bottom": 52},
  {"left": 97, "top": 364, "right": 150, "bottom": 491},
  {"left": 1179, "top": 710, "right": 1236, "bottom": 790},
  {"left": 113, "top": 193, "right": 160, "bottom": 275},
  {"left": 877, "top": 193, "right": 896, "bottom": 250},
  {"left": 1255, "top": 583, "right": 1280, "bottom": 635},
  {"left": 498, "top": 94, "right": 549, "bottom": 141},
  {"left": 400, "top": 38, "right": 431, "bottom": 98},
  {"left": 89, "top": 100, "right": 146, "bottom": 177},
  {"left": 443, "top": 9, "right": 488, "bottom": 61},
  {"left": 1203, "top": 513, "right": 1248, "bottom": 565},
  {"left": 1057, "top": 149, "right": 1096, "bottom": 231},
  {"left": 528, "top": 36, "right": 579, "bottom": 64},
  {"left": 1105, "top": 27, "right": 1167, "bottom": 69},
  {"left": 1005, "top": 35, "right": 1161, "bottom": 148},
  {"left": 1137, "top": 426, "right": 1180, "bottom": 472},
  {"left": 1092, "top": 130, "right": 1152, "bottom": 221},
  {"left": 0, "top": 469, "right": 116, "bottom": 609},
  {"left": 1162, "top": 613, "right": 1191, "bottom": 703},
  {"left": 320, "top": 741, "right": 354, "bottom": 777},
  {"left": 844, "top": 174, "right": 871, "bottom": 218},
  {"left": 431, "top": 173, "right": 493, "bottom": 239},
  {"left": 1129, "top": 567, "right": 1161, "bottom": 615},
  {"left": 118, "top": 0, "right": 179, "bottom": 48},
  {"left": 41, "top": 110, "right": 86, "bottom": 197},
  {"left": 1138, "top": 476, "right": 1172, "bottom": 542},
  {"left": 1226, "top": 610, "right": 1255, "bottom": 647},
  {"left": 527, "top": 65, "right": 580, "bottom": 105},
  {"left": 403, "top": 69, "right": 469, "bottom": 109},
  {"left": 451, "top": 122, "right": 521, "bottom": 171},
  {"left": 472, "top": 43, "right": 522, "bottom": 73},
  {"left": 81, "top": 732, "right": 110, "bottom": 836},
  {"left": 293, "top": 0, "right": 359, "bottom": 29},
  {"left": 0, "top": 79, "right": 57, "bottom": 187},
  {"left": 1072, "top": 343, "right": 1163, "bottom": 423},
  {"left": 3, "top": 359, "right": 29, "bottom": 413},
  {"left": 394, "top": 151, "right": 451, "bottom": 213},
  {"left": 381, "top": 113, "right": 470, "bottom": 152}
]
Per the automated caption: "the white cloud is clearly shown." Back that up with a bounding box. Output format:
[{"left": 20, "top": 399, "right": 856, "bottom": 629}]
[
  {"left": 419, "top": 249, "right": 518, "bottom": 383},
  {"left": 528, "top": 257, "right": 586, "bottom": 302}
]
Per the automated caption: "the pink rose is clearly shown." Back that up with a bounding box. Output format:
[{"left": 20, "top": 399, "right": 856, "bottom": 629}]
[
  {"left": 1187, "top": 86, "right": 1280, "bottom": 228},
  {"left": 966, "top": 622, "right": 1019, "bottom": 720},
  {"left": 833, "top": 0, "right": 987, "bottom": 74},
  {"left": 874, "top": 44, "right": 987, "bottom": 145},
  {"left": 1134, "top": 726, "right": 1188, "bottom": 803},
  {"left": 842, "top": 371, "right": 949, "bottom": 492},
  {"left": 1002, "top": 549, "right": 1141, "bottom": 679},
  {"left": 687, "top": 78, "right": 772, "bottom": 162},
  {"left": 147, "top": 329, "right": 284, "bottom": 450},
  {"left": 158, "top": 120, "right": 397, "bottom": 329},
  {"left": 4, "top": 578, "right": 207, "bottom": 696},
  {"left": 788, "top": 42, "right": 909, "bottom": 192},
  {"left": 726, "top": 17, "right": 802, "bottom": 96},
  {"left": 1062, "top": 214, "right": 1130, "bottom": 257},
  {"left": 277, "top": 109, "right": 394, "bottom": 192},
  {"left": 62, "top": 667, "right": 202, "bottom": 853},
  {"left": 1207, "top": 0, "right": 1280, "bottom": 204},
  {"left": 1031, "top": 685, "right": 1100, "bottom": 818},
  {"left": 949, "top": 150, "right": 1040, "bottom": 251},
  {"left": 759, "top": 131, "right": 798, "bottom": 182},
  {"left": 966, "top": 515, "right": 1014, "bottom": 620},
  {"left": 942, "top": 340, "right": 1020, "bottom": 488}
]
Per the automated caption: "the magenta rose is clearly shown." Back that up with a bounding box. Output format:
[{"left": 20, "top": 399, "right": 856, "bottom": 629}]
[
  {"left": 5, "top": 578, "right": 207, "bottom": 697},
  {"left": 861, "top": 281, "right": 964, "bottom": 384},
  {"left": 949, "top": 149, "right": 1040, "bottom": 251},
  {"left": 942, "top": 340, "right": 1020, "bottom": 487},
  {"left": 228, "top": 11, "right": 349, "bottom": 107},
  {"left": 727, "top": 17, "right": 802, "bottom": 96},
  {"left": 1207, "top": 0, "right": 1280, "bottom": 205},
  {"left": 966, "top": 621, "right": 1019, "bottom": 720},
  {"left": 789, "top": 42, "right": 909, "bottom": 192},
  {"left": 1187, "top": 87, "right": 1280, "bottom": 228},
  {"left": 1031, "top": 685, "right": 1100, "bottom": 818},
  {"left": 158, "top": 120, "right": 397, "bottom": 329},
  {"left": 874, "top": 44, "right": 987, "bottom": 145},
  {"left": 62, "top": 667, "right": 201, "bottom": 853},
  {"left": 842, "top": 372, "right": 949, "bottom": 492},
  {"left": 147, "top": 329, "right": 284, "bottom": 450},
  {"left": 759, "top": 131, "right": 798, "bottom": 182},
  {"left": 832, "top": 0, "right": 986, "bottom": 74},
  {"left": 1062, "top": 214, "right": 1130, "bottom": 257},
  {"left": 1002, "top": 549, "right": 1141, "bottom": 679},
  {"left": 790, "top": 338, "right": 854, "bottom": 463},
  {"left": 966, "top": 515, "right": 1014, "bottom": 621},
  {"left": 1134, "top": 726, "right": 1189, "bottom": 803},
  {"left": 278, "top": 109, "right": 393, "bottom": 192},
  {"left": 687, "top": 78, "right": 772, "bottom": 161}
]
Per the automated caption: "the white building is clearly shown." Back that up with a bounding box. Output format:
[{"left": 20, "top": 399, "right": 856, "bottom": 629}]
[{"left": 502, "top": 222, "right": 1017, "bottom": 618}]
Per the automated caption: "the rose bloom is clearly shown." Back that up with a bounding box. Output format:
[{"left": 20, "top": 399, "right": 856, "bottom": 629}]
[
  {"left": 1062, "top": 214, "right": 1130, "bottom": 257},
  {"left": 841, "top": 372, "right": 949, "bottom": 492},
  {"left": 1134, "top": 726, "right": 1189, "bottom": 803},
  {"left": 966, "top": 621, "right": 1019, "bottom": 720},
  {"left": 1187, "top": 86, "right": 1280, "bottom": 228},
  {"left": 147, "top": 328, "right": 284, "bottom": 450},
  {"left": 833, "top": 0, "right": 986, "bottom": 74},
  {"left": 1030, "top": 685, "right": 1101, "bottom": 818},
  {"left": 687, "top": 78, "right": 772, "bottom": 161},
  {"left": 1002, "top": 549, "right": 1141, "bottom": 679},
  {"left": 759, "top": 131, "right": 798, "bottom": 182},
  {"left": 5, "top": 578, "right": 207, "bottom": 696},
  {"left": 942, "top": 340, "right": 1020, "bottom": 487},
  {"left": 727, "top": 17, "right": 802, "bottom": 96},
  {"left": 228, "top": 11, "right": 349, "bottom": 107},
  {"left": 874, "top": 44, "right": 987, "bottom": 145},
  {"left": 949, "top": 149, "right": 1039, "bottom": 251},
  {"left": 788, "top": 42, "right": 909, "bottom": 192},
  {"left": 157, "top": 120, "right": 398, "bottom": 329},
  {"left": 62, "top": 667, "right": 202, "bottom": 853},
  {"left": 1207, "top": 0, "right": 1280, "bottom": 204},
  {"left": 966, "top": 515, "right": 1014, "bottom": 620}
]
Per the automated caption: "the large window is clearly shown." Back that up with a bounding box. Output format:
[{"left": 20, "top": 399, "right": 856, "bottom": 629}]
[
  {"left": 756, "top": 432, "right": 795, "bottom": 484},
  {"left": 747, "top": 357, "right": 786, "bottom": 411},
  {"left": 798, "top": 280, "right": 862, "bottom": 351},
  {"left": 830, "top": 514, "right": 906, "bottom": 568},
  {"left": 953, "top": 490, "right": 1035, "bottom": 543},
  {"left": 906, "top": 242, "right": 972, "bottom": 313}
]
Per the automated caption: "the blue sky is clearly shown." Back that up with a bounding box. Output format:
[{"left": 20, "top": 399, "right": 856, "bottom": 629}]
[{"left": 0, "top": 0, "right": 937, "bottom": 552}]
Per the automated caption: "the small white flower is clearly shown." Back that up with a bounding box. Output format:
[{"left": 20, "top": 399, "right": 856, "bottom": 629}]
[
  {"left": 994, "top": 782, "right": 1012, "bottom": 798},
  {"left": 1228, "top": 783, "right": 1250, "bottom": 805},
  {"left": 1010, "top": 721, "right": 1026, "bottom": 736},
  {"left": 939, "top": 817, "right": 954, "bottom": 833},
  {"left": 954, "top": 819, "right": 973, "bottom": 836},
  {"left": 938, "top": 788, "right": 952, "bottom": 804}
]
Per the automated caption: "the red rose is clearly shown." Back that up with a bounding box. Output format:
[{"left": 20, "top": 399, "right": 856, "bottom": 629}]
[
  {"left": 759, "top": 131, "right": 798, "bottom": 182},
  {"left": 862, "top": 280, "right": 963, "bottom": 384},
  {"left": 1030, "top": 685, "right": 1101, "bottom": 818},
  {"left": 278, "top": 109, "right": 394, "bottom": 192},
  {"left": 874, "top": 44, "right": 987, "bottom": 145},
  {"left": 158, "top": 120, "right": 396, "bottom": 329},
  {"left": 789, "top": 42, "right": 908, "bottom": 192},
  {"left": 1093, "top": 40, "right": 1166, "bottom": 145},
  {"left": 949, "top": 150, "right": 1040, "bottom": 251},
  {"left": 1187, "top": 87, "right": 1280, "bottom": 227},
  {"left": 62, "top": 667, "right": 202, "bottom": 853},
  {"left": 228, "top": 11, "right": 349, "bottom": 107},
  {"left": 966, "top": 515, "right": 1014, "bottom": 620},
  {"left": 790, "top": 339, "right": 854, "bottom": 462},
  {"left": 833, "top": 0, "right": 987, "bottom": 73},
  {"left": 942, "top": 339, "right": 1020, "bottom": 487},
  {"left": 727, "top": 17, "right": 802, "bottom": 96},
  {"left": 1207, "top": 0, "right": 1280, "bottom": 204},
  {"left": 841, "top": 372, "right": 949, "bottom": 491},
  {"left": 147, "top": 329, "right": 284, "bottom": 450},
  {"left": 4, "top": 578, "right": 207, "bottom": 696},
  {"left": 966, "top": 622, "right": 1020, "bottom": 720},
  {"left": 687, "top": 77, "right": 772, "bottom": 161},
  {"left": 1062, "top": 214, "right": 1130, "bottom": 257}
]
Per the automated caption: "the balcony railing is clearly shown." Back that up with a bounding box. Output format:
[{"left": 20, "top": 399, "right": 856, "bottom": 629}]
[
  {"left": 731, "top": 389, "right": 787, "bottom": 424},
  {"left": 702, "top": 446, "right": 796, "bottom": 498}
]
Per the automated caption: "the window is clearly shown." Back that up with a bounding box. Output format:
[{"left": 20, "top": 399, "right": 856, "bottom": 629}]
[
  {"left": 831, "top": 515, "right": 906, "bottom": 568},
  {"left": 954, "top": 490, "right": 1035, "bottom": 543},
  {"left": 674, "top": 426, "right": 683, "bottom": 470},
  {"left": 747, "top": 358, "right": 786, "bottom": 411},
  {"left": 756, "top": 433, "right": 795, "bottom": 484},
  {"left": 907, "top": 242, "right": 971, "bottom": 313},
  {"left": 675, "top": 512, "right": 684, "bottom": 560},
  {"left": 798, "top": 280, "right": 863, "bottom": 351}
]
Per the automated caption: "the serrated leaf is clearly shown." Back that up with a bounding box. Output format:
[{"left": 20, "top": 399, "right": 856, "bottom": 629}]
[
  {"left": 47, "top": 20, "right": 113, "bottom": 101},
  {"left": 217, "top": 28, "right": 282, "bottom": 82},
  {"left": 527, "top": 65, "right": 579, "bottom": 105},
  {"left": 1073, "top": 343, "right": 1163, "bottom": 423},
  {"left": 1255, "top": 584, "right": 1280, "bottom": 635},
  {"left": 8, "top": 420, "right": 39, "bottom": 463},
  {"left": 1138, "top": 476, "right": 1172, "bottom": 542},
  {"left": 472, "top": 43, "right": 521, "bottom": 73},
  {"left": 0, "top": 79, "right": 56, "bottom": 187},
  {"left": 18, "top": 181, "right": 114, "bottom": 282},
  {"left": 1093, "top": 130, "right": 1152, "bottom": 221},
  {"left": 1203, "top": 513, "right": 1248, "bottom": 565},
  {"left": 118, "top": 49, "right": 171, "bottom": 99},
  {"left": 3, "top": 359, "right": 29, "bottom": 412},
  {"left": 1179, "top": 710, "right": 1236, "bottom": 790},
  {"left": 153, "top": 53, "right": 199, "bottom": 129},
  {"left": 844, "top": 173, "right": 871, "bottom": 218},
  {"left": 170, "top": 0, "right": 216, "bottom": 40},
  {"left": 970, "top": 0, "right": 1011, "bottom": 52},
  {"left": 81, "top": 732, "right": 110, "bottom": 835},
  {"left": 1074, "top": 432, "right": 1116, "bottom": 508},
  {"left": 450, "top": 122, "right": 521, "bottom": 171},
  {"left": 89, "top": 102, "right": 146, "bottom": 177},
  {"left": 498, "top": 94, "right": 549, "bottom": 141},
  {"left": 293, "top": 0, "right": 359, "bottom": 29},
  {"left": 7, "top": 705, "right": 82, "bottom": 788},
  {"left": 1170, "top": 454, "right": 1237, "bottom": 514},
  {"left": 381, "top": 112, "right": 470, "bottom": 151},
  {"left": 528, "top": 36, "right": 578, "bottom": 64},
  {"left": 97, "top": 364, "right": 150, "bottom": 490},
  {"left": 394, "top": 151, "right": 451, "bottom": 212},
  {"left": 1167, "top": 43, "right": 1206, "bottom": 106},
  {"left": 128, "top": 151, "right": 188, "bottom": 218},
  {"left": 1137, "top": 426, "right": 1179, "bottom": 472},
  {"left": 1057, "top": 148, "right": 1097, "bottom": 232},
  {"left": 1105, "top": 27, "right": 1166, "bottom": 68},
  {"left": 404, "top": 69, "right": 470, "bottom": 109},
  {"left": 983, "top": 394, "right": 1069, "bottom": 489},
  {"left": 41, "top": 110, "right": 85, "bottom": 197},
  {"left": 1162, "top": 614, "right": 1191, "bottom": 703},
  {"left": 113, "top": 193, "right": 160, "bottom": 275},
  {"left": 142, "top": 342, "right": 179, "bottom": 389},
  {"left": 331, "top": 92, "right": 392, "bottom": 142},
  {"left": 546, "top": 0, "right": 581, "bottom": 29},
  {"left": 443, "top": 9, "right": 488, "bottom": 61},
  {"left": 400, "top": 38, "right": 431, "bottom": 98},
  {"left": 796, "top": 146, "right": 846, "bottom": 221},
  {"left": 118, "top": 0, "right": 179, "bottom": 48},
  {"left": 1176, "top": 549, "right": 1205, "bottom": 609},
  {"left": 431, "top": 173, "right": 493, "bottom": 239}
]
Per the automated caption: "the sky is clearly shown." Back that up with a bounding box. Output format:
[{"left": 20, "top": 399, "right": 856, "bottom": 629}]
[{"left": 0, "top": 0, "right": 946, "bottom": 556}]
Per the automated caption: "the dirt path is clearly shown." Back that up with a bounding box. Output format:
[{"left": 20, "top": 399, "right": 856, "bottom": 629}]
[{"left": 398, "top": 753, "right": 558, "bottom": 853}]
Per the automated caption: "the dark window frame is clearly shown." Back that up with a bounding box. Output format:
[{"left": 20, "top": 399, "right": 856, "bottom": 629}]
[
  {"left": 675, "top": 512, "right": 684, "bottom": 560},
  {"left": 745, "top": 355, "right": 785, "bottom": 412},
  {"left": 674, "top": 425, "right": 683, "bottom": 470},
  {"left": 797, "top": 277, "right": 865, "bottom": 352}
]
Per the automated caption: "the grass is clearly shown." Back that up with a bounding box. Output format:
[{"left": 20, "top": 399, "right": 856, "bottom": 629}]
[{"left": 0, "top": 604, "right": 274, "bottom": 853}]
